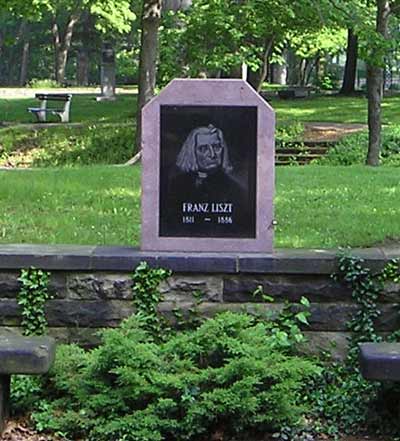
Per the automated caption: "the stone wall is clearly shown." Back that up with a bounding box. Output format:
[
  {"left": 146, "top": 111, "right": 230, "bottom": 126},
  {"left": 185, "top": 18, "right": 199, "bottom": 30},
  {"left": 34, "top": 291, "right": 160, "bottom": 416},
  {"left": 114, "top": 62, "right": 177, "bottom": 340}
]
[{"left": 0, "top": 245, "right": 399, "bottom": 359}]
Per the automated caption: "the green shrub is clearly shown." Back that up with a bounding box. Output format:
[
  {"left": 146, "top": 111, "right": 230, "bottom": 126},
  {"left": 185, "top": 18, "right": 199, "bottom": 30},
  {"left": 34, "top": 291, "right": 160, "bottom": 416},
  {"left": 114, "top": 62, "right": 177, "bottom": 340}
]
[
  {"left": 29, "top": 312, "right": 319, "bottom": 441},
  {"left": 11, "top": 376, "right": 43, "bottom": 415},
  {"left": 1, "top": 124, "right": 136, "bottom": 167},
  {"left": 308, "top": 256, "right": 400, "bottom": 437},
  {"left": 316, "top": 127, "right": 400, "bottom": 166},
  {"left": 276, "top": 122, "right": 305, "bottom": 145},
  {"left": 28, "top": 78, "right": 60, "bottom": 88}
]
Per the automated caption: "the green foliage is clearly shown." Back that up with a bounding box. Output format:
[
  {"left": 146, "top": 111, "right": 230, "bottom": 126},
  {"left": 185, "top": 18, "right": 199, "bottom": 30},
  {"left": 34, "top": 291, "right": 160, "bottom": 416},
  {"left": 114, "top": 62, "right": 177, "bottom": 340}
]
[
  {"left": 159, "top": 0, "right": 326, "bottom": 83},
  {"left": 1, "top": 125, "right": 135, "bottom": 167},
  {"left": 27, "top": 78, "right": 60, "bottom": 88},
  {"left": 316, "top": 127, "right": 400, "bottom": 166},
  {"left": 31, "top": 310, "right": 319, "bottom": 441},
  {"left": 335, "top": 254, "right": 382, "bottom": 356},
  {"left": 11, "top": 375, "right": 43, "bottom": 415},
  {"left": 19, "top": 263, "right": 320, "bottom": 440},
  {"left": 251, "top": 286, "right": 311, "bottom": 352},
  {"left": 289, "top": 26, "right": 346, "bottom": 69},
  {"left": 308, "top": 362, "right": 379, "bottom": 436},
  {"left": 17, "top": 267, "right": 52, "bottom": 336},
  {"left": 276, "top": 122, "right": 305, "bottom": 144},
  {"left": 309, "top": 255, "right": 400, "bottom": 436},
  {"left": 132, "top": 261, "right": 171, "bottom": 339},
  {"left": 317, "top": 73, "right": 338, "bottom": 91}
]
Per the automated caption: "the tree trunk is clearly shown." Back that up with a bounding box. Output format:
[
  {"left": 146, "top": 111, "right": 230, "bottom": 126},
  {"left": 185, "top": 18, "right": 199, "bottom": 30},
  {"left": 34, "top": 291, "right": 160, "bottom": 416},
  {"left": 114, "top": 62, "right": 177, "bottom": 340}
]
[
  {"left": 366, "top": 65, "right": 383, "bottom": 166},
  {"left": 135, "top": 0, "right": 162, "bottom": 154},
  {"left": 256, "top": 37, "right": 274, "bottom": 92},
  {"left": 76, "top": 12, "right": 91, "bottom": 86},
  {"left": 305, "top": 57, "right": 318, "bottom": 86},
  {"left": 299, "top": 59, "right": 307, "bottom": 86},
  {"left": 366, "top": 0, "right": 391, "bottom": 166},
  {"left": 52, "top": 13, "right": 80, "bottom": 84},
  {"left": 19, "top": 23, "right": 30, "bottom": 86},
  {"left": 7, "top": 21, "right": 25, "bottom": 85},
  {"left": 0, "top": 30, "right": 4, "bottom": 60},
  {"left": 286, "top": 48, "right": 301, "bottom": 85},
  {"left": 340, "top": 29, "right": 358, "bottom": 95},
  {"left": 77, "top": 47, "right": 89, "bottom": 86}
]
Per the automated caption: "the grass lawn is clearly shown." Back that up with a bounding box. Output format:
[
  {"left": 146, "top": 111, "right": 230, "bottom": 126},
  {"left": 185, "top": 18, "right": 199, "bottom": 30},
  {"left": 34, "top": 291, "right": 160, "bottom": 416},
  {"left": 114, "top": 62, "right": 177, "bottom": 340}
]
[
  {"left": 2, "top": 90, "right": 400, "bottom": 126},
  {"left": 0, "top": 93, "right": 136, "bottom": 124},
  {"left": 270, "top": 94, "right": 400, "bottom": 125},
  {"left": 1, "top": 164, "right": 399, "bottom": 249}
]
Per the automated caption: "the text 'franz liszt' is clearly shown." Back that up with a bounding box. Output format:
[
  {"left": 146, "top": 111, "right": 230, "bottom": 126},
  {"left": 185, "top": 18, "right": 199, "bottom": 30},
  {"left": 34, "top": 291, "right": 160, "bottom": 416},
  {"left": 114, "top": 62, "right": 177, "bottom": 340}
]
[{"left": 182, "top": 202, "right": 233, "bottom": 214}]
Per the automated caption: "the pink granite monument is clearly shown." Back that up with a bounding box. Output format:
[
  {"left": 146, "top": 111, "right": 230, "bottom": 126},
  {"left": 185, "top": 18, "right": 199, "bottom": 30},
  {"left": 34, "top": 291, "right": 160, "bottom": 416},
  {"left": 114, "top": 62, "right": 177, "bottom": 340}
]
[{"left": 141, "top": 79, "right": 275, "bottom": 252}]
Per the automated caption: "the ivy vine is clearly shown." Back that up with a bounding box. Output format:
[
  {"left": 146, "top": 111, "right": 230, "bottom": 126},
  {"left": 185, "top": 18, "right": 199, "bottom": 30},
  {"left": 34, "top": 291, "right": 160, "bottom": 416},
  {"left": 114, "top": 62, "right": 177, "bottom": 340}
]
[
  {"left": 17, "top": 267, "right": 52, "bottom": 336},
  {"left": 335, "top": 254, "right": 400, "bottom": 357},
  {"left": 131, "top": 261, "right": 171, "bottom": 340}
]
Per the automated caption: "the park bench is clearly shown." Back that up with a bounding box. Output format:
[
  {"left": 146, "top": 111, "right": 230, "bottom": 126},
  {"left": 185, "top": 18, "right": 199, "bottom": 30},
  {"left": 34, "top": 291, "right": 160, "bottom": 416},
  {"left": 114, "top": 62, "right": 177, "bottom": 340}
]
[
  {"left": 28, "top": 93, "right": 72, "bottom": 123},
  {"left": 0, "top": 335, "right": 56, "bottom": 433},
  {"left": 278, "top": 87, "right": 314, "bottom": 99},
  {"left": 359, "top": 342, "right": 400, "bottom": 381}
]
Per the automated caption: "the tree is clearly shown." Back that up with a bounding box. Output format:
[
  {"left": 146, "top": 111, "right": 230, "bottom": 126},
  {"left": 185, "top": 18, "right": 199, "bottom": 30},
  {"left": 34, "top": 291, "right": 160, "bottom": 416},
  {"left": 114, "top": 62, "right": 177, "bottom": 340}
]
[
  {"left": 288, "top": 27, "right": 346, "bottom": 86},
  {"left": 325, "top": 0, "right": 399, "bottom": 165},
  {"left": 1, "top": 0, "right": 135, "bottom": 84},
  {"left": 339, "top": 28, "right": 358, "bottom": 94},
  {"left": 366, "top": 0, "right": 392, "bottom": 166},
  {"left": 134, "top": 0, "right": 162, "bottom": 155}
]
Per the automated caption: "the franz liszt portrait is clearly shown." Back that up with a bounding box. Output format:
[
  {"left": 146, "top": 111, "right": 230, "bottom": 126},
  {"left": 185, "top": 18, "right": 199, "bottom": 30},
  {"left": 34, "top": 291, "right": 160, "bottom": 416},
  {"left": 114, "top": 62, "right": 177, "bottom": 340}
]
[{"left": 176, "top": 124, "right": 233, "bottom": 190}]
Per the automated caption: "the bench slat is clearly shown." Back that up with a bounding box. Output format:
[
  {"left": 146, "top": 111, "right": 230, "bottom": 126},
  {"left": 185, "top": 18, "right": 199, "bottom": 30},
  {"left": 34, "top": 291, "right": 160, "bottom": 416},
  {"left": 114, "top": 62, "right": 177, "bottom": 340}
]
[{"left": 35, "top": 94, "right": 72, "bottom": 101}]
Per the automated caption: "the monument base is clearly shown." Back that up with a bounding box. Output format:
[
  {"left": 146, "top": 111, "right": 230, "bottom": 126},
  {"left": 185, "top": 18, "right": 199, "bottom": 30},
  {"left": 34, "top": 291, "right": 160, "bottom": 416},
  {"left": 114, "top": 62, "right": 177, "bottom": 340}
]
[{"left": 96, "top": 95, "right": 116, "bottom": 102}]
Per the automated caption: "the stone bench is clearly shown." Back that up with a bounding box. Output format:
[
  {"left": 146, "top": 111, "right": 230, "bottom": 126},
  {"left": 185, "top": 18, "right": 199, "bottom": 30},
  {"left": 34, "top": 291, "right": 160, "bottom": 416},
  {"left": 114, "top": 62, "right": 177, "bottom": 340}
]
[
  {"left": 28, "top": 93, "right": 72, "bottom": 123},
  {"left": 278, "top": 87, "right": 314, "bottom": 99},
  {"left": 359, "top": 342, "right": 400, "bottom": 381},
  {"left": 0, "top": 335, "right": 56, "bottom": 433}
]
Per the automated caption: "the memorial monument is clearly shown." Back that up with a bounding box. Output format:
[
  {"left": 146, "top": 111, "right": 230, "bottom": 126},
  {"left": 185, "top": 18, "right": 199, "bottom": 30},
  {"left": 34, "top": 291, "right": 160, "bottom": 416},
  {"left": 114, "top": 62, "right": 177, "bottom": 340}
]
[
  {"left": 97, "top": 42, "right": 116, "bottom": 101},
  {"left": 141, "top": 79, "right": 275, "bottom": 252}
]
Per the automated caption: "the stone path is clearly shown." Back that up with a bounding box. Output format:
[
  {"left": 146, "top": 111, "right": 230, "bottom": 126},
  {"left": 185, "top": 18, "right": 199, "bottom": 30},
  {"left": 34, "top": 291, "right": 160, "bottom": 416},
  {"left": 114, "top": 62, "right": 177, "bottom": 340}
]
[{"left": 0, "top": 87, "right": 136, "bottom": 98}]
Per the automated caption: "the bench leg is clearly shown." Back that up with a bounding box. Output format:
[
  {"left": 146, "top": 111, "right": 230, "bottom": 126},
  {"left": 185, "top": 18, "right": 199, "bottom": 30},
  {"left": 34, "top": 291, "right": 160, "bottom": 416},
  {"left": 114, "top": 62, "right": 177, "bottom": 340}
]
[
  {"left": 36, "top": 110, "right": 46, "bottom": 122},
  {"left": 0, "top": 374, "right": 10, "bottom": 433}
]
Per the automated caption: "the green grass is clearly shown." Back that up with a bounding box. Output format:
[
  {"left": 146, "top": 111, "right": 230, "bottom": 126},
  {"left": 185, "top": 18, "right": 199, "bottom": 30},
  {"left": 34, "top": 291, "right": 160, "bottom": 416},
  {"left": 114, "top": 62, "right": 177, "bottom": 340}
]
[
  {"left": 2, "top": 90, "right": 400, "bottom": 126},
  {"left": 271, "top": 94, "right": 400, "bottom": 125},
  {"left": 0, "top": 165, "right": 141, "bottom": 245},
  {"left": 1, "top": 165, "right": 399, "bottom": 248},
  {"left": 0, "top": 94, "right": 136, "bottom": 124}
]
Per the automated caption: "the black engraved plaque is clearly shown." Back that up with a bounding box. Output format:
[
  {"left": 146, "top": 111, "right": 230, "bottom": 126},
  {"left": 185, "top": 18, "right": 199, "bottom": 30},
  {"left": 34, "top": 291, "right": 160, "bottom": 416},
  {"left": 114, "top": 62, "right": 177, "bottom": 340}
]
[{"left": 159, "top": 105, "right": 257, "bottom": 238}]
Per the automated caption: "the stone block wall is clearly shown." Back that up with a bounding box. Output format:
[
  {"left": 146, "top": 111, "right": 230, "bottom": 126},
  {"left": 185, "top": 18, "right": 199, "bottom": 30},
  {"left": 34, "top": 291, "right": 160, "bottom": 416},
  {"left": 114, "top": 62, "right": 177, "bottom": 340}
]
[{"left": 0, "top": 245, "right": 399, "bottom": 359}]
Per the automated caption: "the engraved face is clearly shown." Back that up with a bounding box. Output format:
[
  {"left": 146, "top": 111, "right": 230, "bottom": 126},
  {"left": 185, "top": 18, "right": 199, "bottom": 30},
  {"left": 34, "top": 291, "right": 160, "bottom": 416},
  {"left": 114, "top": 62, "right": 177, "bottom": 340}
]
[{"left": 194, "top": 132, "right": 223, "bottom": 173}]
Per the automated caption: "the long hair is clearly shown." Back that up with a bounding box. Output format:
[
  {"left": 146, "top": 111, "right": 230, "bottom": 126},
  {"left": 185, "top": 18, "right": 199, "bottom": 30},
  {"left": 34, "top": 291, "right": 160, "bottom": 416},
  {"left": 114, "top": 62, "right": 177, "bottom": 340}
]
[{"left": 176, "top": 124, "right": 232, "bottom": 174}]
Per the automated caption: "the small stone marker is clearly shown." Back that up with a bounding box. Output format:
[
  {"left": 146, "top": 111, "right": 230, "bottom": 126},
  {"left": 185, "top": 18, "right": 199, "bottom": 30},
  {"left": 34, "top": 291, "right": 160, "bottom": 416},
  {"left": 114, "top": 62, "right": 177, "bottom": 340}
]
[
  {"left": 141, "top": 79, "right": 275, "bottom": 253},
  {"left": 0, "top": 335, "right": 56, "bottom": 433},
  {"left": 359, "top": 342, "right": 400, "bottom": 381},
  {"left": 97, "top": 42, "right": 116, "bottom": 101}
]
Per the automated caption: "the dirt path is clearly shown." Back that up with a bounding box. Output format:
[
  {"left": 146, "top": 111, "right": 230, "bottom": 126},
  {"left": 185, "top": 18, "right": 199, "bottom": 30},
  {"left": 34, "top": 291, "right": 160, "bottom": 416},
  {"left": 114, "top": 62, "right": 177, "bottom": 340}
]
[
  {"left": 303, "top": 122, "right": 367, "bottom": 142},
  {"left": 0, "top": 87, "right": 136, "bottom": 99}
]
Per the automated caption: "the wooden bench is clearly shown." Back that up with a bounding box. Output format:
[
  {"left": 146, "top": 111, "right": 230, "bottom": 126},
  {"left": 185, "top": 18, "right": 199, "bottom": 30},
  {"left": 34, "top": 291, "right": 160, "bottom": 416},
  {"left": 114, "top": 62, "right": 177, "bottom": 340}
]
[
  {"left": 359, "top": 342, "right": 400, "bottom": 381},
  {"left": 0, "top": 335, "right": 56, "bottom": 433},
  {"left": 28, "top": 93, "right": 72, "bottom": 123}
]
